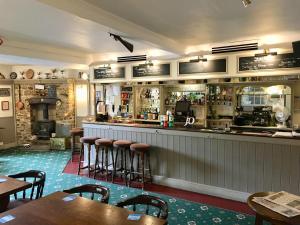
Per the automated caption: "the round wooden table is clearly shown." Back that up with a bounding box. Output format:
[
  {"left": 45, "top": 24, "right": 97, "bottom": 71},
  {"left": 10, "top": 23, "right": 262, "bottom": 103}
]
[{"left": 248, "top": 192, "right": 300, "bottom": 225}]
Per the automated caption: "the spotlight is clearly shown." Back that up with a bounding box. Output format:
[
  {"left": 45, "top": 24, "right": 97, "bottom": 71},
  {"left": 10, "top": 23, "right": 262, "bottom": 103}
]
[
  {"left": 138, "top": 60, "right": 154, "bottom": 69},
  {"left": 255, "top": 49, "right": 277, "bottom": 58},
  {"left": 100, "top": 64, "right": 111, "bottom": 70},
  {"left": 109, "top": 33, "right": 134, "bottom": 53},
  {"left": 189, "top": 56, "right": 208, "bottom": 63},
  {"left": 242, "top": 0, "right": 252, "bottom": 7}
]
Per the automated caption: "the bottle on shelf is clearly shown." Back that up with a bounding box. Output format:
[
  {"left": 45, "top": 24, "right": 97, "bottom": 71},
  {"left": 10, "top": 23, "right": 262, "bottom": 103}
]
[{"left": 165, "top": 97, "right": 169, "bottom": 105}]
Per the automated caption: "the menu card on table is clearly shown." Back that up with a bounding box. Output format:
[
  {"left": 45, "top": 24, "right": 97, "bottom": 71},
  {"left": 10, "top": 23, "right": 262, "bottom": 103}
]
[{"left": 0, "top": 178, "right": 7, "bottom": 183}]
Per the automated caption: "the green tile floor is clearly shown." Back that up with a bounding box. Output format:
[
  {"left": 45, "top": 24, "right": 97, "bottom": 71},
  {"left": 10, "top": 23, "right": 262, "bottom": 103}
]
[{"left": 0, "top": 149, "right": 256, "bottom": 225}]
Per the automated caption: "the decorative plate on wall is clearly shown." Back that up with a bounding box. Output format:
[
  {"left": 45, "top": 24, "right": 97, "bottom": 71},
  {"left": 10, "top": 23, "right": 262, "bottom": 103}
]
[
  {"left": 10, "top": 72, "right": 17, "bottom": 79},
  {"left": 25, "top": 69, "right": 34, "bottom": 79}
]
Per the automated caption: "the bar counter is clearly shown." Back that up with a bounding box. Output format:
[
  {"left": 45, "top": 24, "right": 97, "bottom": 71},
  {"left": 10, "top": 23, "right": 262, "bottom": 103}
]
[{"left": 82, "top": 121, "right": 300, "bottom": 202}]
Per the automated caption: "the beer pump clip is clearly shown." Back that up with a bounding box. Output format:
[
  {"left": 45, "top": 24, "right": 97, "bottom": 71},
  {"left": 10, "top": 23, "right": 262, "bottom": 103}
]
[{"left": 184, "top": 117, "right": 195, "bottom": 127}]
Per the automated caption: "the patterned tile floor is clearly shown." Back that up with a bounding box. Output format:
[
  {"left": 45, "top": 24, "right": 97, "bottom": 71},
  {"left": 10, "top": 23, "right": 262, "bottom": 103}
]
[{"left": 0, "top": 149, "right": 256, "bottom": 225}]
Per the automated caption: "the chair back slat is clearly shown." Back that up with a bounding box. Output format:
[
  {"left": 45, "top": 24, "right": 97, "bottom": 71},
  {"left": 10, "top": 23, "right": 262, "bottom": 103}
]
[
  {"left": 8, "top": 170, "right": 46, "bottom": 201},
  {"left": 63, "top": 184, "right": 110, "bottom": 204},
  {"left": 22, "top": 177, "right": 26, "bottom": 199},
  {"left": 116, "top": 195, "right": 168, "bottom": 220}
]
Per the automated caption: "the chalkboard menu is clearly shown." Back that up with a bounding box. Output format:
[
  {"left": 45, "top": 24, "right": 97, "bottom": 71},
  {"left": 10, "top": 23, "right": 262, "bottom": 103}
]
[
  {"left": 239, "top": 53, "right": 300, "bottom": 72},
  {"left": 94, "top": 67, "right": 125, "bottom": 79},
  {"left": 132, "top": 63, "right": 170, "bottom": 77},
  {"left": 179, "top": 58, "right": 227, "bottom": 75}
]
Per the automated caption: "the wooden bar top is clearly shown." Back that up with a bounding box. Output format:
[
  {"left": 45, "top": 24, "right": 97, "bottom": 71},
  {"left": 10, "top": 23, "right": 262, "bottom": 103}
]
[
  {"left": 83, "top": 121, "right": 300, "bottom": 139},
  {"left": 0, "top": 191, "right": 167, "bottom": 225},
  {"left": 248, "top": 192, "right": 300, "bottom": 225}
]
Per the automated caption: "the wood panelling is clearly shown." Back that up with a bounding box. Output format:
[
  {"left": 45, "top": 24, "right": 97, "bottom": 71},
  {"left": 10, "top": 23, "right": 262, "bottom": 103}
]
[
  {"left": 83, "top": 123, "right": 300, "bottom": 195},
  {"left": 0, "top": 117, "right": 15, "bottom": 144}
]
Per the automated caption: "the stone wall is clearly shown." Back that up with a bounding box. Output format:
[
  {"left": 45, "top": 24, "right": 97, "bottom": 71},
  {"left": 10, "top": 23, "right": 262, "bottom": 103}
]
[{"left": 15, "top": 80, "right": 75, "bottom": 144}]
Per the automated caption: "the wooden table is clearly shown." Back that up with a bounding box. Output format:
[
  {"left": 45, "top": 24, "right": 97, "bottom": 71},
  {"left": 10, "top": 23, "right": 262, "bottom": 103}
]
[
  {"left": 248, "top": 192, "right": 300, "bottom": 225},
  {"left": 0, "top": 191, "right": 167, "bottom": 225},
  {"left": 0, "top": 176, "right": 32, "bottom": 213}
]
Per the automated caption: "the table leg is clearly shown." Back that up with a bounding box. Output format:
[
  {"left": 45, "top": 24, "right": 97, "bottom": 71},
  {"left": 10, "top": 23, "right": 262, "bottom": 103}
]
[
  {"left": 255, "top": 214, "right": 263, "bottom": 225},
  {"left": 0, "top": 195, "right": 9, "bottom": 213}
]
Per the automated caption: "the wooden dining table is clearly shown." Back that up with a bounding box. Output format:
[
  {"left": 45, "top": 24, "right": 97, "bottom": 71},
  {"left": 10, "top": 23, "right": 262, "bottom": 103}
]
[
  {"left": 0, "top": 175, "right": 32, "bottom": 213},
  {"left": 0, "top": 191, "right": 167, "bottom": 225},
  {"left": 248, "top": 192, "right": 300, "bottom": 225}
]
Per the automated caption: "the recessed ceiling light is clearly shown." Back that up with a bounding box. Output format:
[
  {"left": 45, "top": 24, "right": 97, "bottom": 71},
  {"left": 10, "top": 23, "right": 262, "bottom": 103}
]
[
  {"left": 242, "top": 0, "right": 252, "bottom": 7},
  {"left": 189, "top": 56, "right": 208, "bottom": 63},
  {"left": 254, "top": 49, "right": 277, "bottom": 58}
]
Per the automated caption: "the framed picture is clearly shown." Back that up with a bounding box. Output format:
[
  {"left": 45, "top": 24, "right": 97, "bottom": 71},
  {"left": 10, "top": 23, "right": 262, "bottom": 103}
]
[
  {"left": 1, "top": 101, "right": 9, "bottom": 111},
  {"left": 34, "top": 84, "right": 45, "bottom": 90},
  {"left": 0, "top": 88, "right": 10, "bottom": 97}
]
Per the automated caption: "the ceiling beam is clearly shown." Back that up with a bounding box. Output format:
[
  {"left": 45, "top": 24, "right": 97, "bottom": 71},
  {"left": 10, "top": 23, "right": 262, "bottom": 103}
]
[
  {"left": 0, "top": 39, "right": 89, "bottom": 67},
  {"left": 37, "top": 0, "right": 185, "bottom": 55}
]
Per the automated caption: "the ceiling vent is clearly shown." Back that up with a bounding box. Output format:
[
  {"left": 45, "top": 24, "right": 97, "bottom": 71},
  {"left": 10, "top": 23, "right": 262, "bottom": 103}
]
[
  {"left": 117, "top": 55, "right": 147, "bottom": 63},
  {"left": 212, "top": 42, "right": 258, "bottom": 54}
]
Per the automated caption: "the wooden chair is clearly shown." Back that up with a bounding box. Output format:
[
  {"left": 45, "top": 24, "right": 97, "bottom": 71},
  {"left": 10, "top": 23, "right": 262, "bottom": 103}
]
[
  {"left": 63, "top": 184, "right": 110, "bottom": 204},
  {"left": 116, "top": 195, "right": 168, "bottom": 220},
  {"left": 8, "top": 170, "right": 46, "bottom": 209}
]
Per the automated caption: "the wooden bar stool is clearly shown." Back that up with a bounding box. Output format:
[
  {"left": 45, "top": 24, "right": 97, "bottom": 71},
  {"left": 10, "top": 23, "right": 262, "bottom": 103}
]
[
  {"left": 94, "top": 138, "right": 114, "bottom": 181},
  {"left": 129, "top": 143, "right": 152, "bottom": 189},
  {"left": 78, "top": 136, "right": 98, "bottom": 177},
  {"left": 70, "top": 128, "right": 83, "bottom": 162},
  {"left": 112, "top": 140, "right": 133, "bottom": 185}
]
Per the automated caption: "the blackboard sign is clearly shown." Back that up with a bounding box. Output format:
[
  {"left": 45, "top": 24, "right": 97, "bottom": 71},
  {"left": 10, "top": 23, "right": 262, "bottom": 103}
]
[
  {"left": 239, "top": 53, "right": 300, "bottom": 72},
  {"left": 94, "top": 67, "right": 125, "bottom": 79},
  {"left": 179, "top": 58, "right": 227, "bottom": 75},
  {"left": 132, "top": 63, "right": 170, "bottom": 77}
]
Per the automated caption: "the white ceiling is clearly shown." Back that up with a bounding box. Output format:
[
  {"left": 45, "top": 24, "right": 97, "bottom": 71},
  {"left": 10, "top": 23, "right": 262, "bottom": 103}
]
[
  {"left": 0, "top": 0, "right": 162, "bottom": 53},
  {"left": 0, "top": 0, "right": 300, "bottom": 66},
  {"left": 85, "top": 0, "right": 300, "bottom": 48}
]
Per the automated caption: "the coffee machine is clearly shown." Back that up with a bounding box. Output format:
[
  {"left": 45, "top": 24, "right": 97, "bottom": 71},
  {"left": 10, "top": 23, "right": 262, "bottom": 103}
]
[
  {"left": 174, "top": 100, "right": 192, "bottom": 122},
  {"left": 252, "top": 106, "right": 272, "bottom": 126},
  {"left": 95, "top": 100, "right": 108, "bottom": 122}
]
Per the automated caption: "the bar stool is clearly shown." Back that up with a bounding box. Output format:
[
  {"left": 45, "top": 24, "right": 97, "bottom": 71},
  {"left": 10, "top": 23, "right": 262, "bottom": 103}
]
[
  {"left": 112, "top": 140, "right": 133, "bottom": 185},
  {"left": 129, "top": 143, "right": 152, "bottom": 189},
  {"left": 78, "top": 136, "right": 98, "bottom": 177},
  {"left": 70, "top": 128, "right": 83, "bottom": 162},
  {"left": 94, "top": 138, "right": 114, "bottom": 181}
]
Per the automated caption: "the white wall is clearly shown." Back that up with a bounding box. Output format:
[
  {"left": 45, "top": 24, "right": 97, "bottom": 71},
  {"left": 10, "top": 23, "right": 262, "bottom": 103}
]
[
  {"left": 0, "top": 84, "right": 13, "bottom": 118},
  {"left": 0, "top": 64, "right": 12, "bottom": 79},
  {"left": 11, "top": 66, "right": 87, "bottom": 79},
  {"left": 89, "top": 48, "right": 300, "bottom": 83}
]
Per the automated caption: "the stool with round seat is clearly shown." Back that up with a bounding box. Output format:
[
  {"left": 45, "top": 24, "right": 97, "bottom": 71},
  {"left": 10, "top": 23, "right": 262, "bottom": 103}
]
[
  {"left": 112, "top": 140, "right": 133, "bottom": 185},
  {"left": 94, "top": 138, "right": 114, "bottom": 181},
  {"left": 78, "top": 136, "right": 98, "bottom": 177},
  {"left": 129, "top": 143, "right": 152, "bottom": 189},
  {"left": 70, "top": 128, "right": 84, "bottom": 162}
]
